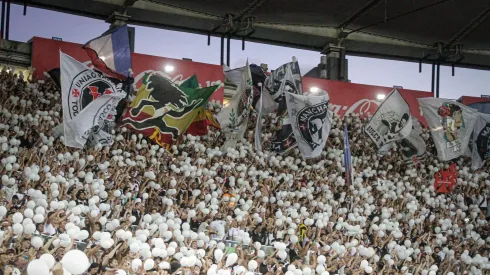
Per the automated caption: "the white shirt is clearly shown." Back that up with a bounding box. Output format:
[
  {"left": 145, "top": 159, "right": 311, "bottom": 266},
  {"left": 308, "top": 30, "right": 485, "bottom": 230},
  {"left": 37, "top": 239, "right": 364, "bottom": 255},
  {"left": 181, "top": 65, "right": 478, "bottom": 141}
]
[{"left": 43, "top": 223, "right": 57, "bottom": 235}]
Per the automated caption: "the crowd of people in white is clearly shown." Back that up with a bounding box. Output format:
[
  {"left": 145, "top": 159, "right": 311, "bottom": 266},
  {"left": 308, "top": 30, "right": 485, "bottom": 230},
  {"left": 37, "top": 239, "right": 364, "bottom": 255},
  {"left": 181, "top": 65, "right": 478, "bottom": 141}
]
[{"left": 0, "top": 67, "right": 489, "bottom": 275}]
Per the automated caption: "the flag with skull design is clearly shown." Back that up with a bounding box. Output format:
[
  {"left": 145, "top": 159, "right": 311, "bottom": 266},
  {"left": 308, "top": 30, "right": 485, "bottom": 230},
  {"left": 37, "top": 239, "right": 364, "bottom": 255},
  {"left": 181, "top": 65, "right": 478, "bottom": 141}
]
[
  {"left": 365, "top": 89, "right": 412, "bottom": 148},
  {"left": 286, "top": 91, "right": 333, "bottom": 159}
]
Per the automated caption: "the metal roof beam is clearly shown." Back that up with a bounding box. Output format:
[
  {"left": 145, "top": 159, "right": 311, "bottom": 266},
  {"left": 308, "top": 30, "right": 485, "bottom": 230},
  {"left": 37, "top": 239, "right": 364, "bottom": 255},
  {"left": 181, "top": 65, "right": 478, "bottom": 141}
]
[
  {"left": 337, "top": 0, "right": 385, "bottom": 29},
  {"left": 445, "top": 4, "right": 490, "bottom": 47}
]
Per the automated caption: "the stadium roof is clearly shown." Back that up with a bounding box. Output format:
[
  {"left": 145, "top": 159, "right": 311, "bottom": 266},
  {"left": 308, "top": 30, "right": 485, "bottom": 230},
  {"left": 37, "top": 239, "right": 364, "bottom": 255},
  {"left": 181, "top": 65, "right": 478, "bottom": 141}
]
[{"left": 15, "top": 0, "right": 490, "bottom": 70}]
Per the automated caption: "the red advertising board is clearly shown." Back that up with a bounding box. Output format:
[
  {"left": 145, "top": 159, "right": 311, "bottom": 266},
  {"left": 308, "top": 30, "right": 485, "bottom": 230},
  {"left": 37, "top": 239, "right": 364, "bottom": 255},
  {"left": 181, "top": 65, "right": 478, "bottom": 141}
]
[
  {"left": 31, "top": 36, "right": 433, "bottom": 121},
  {"left": 302, "top": 78, "right": 432, "bottom": 123},
  {"left": 459, "top": 96, "right": 490, "bottom": 106},
  {"left": 31, "top": 37, "right": 225, "bottom": 102}
]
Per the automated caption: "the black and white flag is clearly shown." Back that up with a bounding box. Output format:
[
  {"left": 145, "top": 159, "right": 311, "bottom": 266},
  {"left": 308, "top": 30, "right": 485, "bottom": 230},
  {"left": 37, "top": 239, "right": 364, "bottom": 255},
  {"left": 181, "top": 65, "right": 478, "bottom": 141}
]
[
  {"left": 264, "top": 60, "right": 303, "bottom": 153},
  {"left": 286, "top": 91, "right": 332, "bottom": 159},
  {"left": 418, "top": 98, "right": 477, "bottom": 161},
  {"left": 61, "top": 52, "right": 126, "bottom": 149},
  {"left": 377, "top": 117, "right": 427, "bottom": 165},
  {"left": 365, "top": 89, "right": 412, "bottom": 148},
  {"left": 469, "top": 113, "right": 490, "bottom": 169}
]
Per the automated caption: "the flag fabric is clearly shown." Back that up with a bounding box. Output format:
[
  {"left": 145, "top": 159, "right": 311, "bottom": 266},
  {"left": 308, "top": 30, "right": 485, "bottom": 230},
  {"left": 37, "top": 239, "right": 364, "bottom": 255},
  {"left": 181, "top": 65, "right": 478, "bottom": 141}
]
[
  {"left": 186, "top": 109, "right": 220, "bottom": 136},
  {"left": 122, "top": 73, "right": 219, "bottom": 147},
  {"left": 224, "top": 63, "right": 270, "bottom": 110},
  {"left": 286, "top": 91, "right": 332, "bottom": 158},
  {"left": 418, "top": 98, "right": 478, "bottom": 161},
  {"left": 83, "top": 24, "right": 132, "bottom": 79},
  {"left": 365, "top": 89, "right": 412, "bottom": 148},
  {"left": 376, "top": 117, "right": 427, "bottom": 165},
  {"left": 255, "top": 84, "right": 265, "bottom": 152},
  {"left": 216, "top": 61, "right": 253, "bottom": 150},
  {"left": 223, "top": 65, "right": 244, "bottom": 87},
  {"left": 60, "top": 52, "right": 126, "bottom": 148},
  {"left": 264, "top": 61, "right": 303, "bottom": 153},
  {"left": 468, "top": 113, "right": 490, "bottom": 169},
  {"left": 400, "top": 117, "right": 427, "bottom": 165},
  {"left": 343, "top": 124, "right": 354, "bottom": 186},
  {"left": 250, "top": 64, "right": 268, "bottom": 108},
  {"left": 47, "top": 68, "right": 61, "bottom": 88}
]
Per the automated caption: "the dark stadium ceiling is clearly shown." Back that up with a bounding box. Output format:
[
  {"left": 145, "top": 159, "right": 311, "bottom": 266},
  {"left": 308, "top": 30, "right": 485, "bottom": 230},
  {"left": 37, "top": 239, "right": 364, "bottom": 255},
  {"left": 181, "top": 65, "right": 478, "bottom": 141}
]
[{"left": 14, "top": 0, "right": 490, "bottom": 70}]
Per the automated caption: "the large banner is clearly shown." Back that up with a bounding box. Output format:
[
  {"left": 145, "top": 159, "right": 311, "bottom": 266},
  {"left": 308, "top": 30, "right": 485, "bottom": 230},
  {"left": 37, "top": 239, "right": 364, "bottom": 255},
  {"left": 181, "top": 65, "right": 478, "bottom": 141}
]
[
  {"left": 31, "top": 37, "right": 224, "bottom": 102},
  {"left": 31, "top": 37, "right": 434, "bottom": 119}
]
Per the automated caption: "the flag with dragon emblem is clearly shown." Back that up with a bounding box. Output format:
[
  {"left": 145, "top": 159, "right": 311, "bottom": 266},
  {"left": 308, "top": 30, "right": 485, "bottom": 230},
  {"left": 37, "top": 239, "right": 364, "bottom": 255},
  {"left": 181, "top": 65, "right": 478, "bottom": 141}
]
[
  {"left": 216, "top": 60, "right": 253, "bottom": 150},
  {"left": 121, "top": 73, "right": 219, "bottom": 147}
]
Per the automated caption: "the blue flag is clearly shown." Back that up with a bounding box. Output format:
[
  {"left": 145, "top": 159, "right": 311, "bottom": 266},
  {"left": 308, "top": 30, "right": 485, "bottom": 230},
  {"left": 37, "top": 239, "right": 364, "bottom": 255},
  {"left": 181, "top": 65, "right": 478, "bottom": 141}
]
[{"left": 84, "top": 25, "right": 132, "bottom": 79}]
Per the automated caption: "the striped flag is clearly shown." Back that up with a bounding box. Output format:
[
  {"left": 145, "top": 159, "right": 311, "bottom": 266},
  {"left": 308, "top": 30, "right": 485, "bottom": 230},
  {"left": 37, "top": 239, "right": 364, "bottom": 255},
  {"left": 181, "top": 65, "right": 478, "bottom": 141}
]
[
  {"left": 83, "top": 25, "right": 132, "bottom": 79},
  {"left": 344, "top": 124, "right": 353, "bottom": 186}
]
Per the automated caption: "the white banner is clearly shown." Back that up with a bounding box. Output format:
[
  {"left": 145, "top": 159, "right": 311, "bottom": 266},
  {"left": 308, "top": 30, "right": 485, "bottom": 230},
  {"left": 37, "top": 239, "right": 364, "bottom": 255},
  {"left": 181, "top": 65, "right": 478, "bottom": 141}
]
[
  {"left": 365, "top": 89, "right": 412, "bottom": 148},
  {"left": 418, "top": 98, "right": 477, "bottom": 161},
  {"left": 286, "top": 91, "right": 332, "bottom": 158},
  {"left": 61, "top": 52, "right": 126, "bottom": 149}
]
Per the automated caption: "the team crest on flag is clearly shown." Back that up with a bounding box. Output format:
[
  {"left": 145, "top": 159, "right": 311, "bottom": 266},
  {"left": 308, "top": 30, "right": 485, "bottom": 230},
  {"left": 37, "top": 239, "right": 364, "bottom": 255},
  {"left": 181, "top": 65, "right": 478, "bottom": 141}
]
[
  {"left": 287, "top": 91, "right": 332, "bottom": 159},
  {"left": 67, "top": 70, "right": 123, "bottom": 120},
  {"left": 297, "top": 102, "right": 329, "bottom": 150},
  {"left": 437, "top": 103, "right": 465, "bottom": 152}
]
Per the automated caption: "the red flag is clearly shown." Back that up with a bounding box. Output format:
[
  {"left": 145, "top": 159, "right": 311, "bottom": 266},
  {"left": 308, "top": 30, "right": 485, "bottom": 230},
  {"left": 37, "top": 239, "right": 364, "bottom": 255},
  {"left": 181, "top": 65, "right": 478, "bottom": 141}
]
[{"left": 434, "top": 163, "right": 457, "bottom": 193}]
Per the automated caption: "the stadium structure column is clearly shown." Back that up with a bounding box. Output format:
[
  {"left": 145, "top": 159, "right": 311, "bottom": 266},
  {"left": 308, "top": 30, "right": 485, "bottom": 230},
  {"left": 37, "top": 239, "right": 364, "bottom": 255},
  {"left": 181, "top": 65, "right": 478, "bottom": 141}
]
[
  {"left": 106, "top": 11, "right": 135, "bottom": 53},
  {"left": 321, "top": 44, "right": 349, "bottom": 82}
]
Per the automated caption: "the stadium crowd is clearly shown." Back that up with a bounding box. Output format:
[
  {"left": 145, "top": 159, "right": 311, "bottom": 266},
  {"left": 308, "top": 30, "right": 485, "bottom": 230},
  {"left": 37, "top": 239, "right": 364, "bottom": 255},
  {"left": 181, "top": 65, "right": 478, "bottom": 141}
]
[{"left": 0, "top": 67, "right": 489, "bottom": 275}]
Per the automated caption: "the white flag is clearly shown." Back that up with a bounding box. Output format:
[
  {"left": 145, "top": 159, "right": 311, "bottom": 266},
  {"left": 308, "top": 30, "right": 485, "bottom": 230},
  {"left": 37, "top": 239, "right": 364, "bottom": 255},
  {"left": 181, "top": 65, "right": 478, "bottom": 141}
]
[
  {"left": 61, "top": 52, "right": 126, "bottom": 149},
  {"left": 216, "top": 61, "right": 253, "bottom": 150},
  {"left": 286, "top": 91, "right": 332, "bottom": 158},
  {"left": 376, "top": 117, "right": 427, "bottom": 165},
  {"left": 365, "top": 89, "right": 412, "bottom": 148},
  {"left": 400, "top": 117, "right": 427, "bottom": 165},
  {"left": 469, "top": 113, "right": 490, "bottom": 169},
  {"left": 418, "top": 98, "right": 477, "bottom": 161}
]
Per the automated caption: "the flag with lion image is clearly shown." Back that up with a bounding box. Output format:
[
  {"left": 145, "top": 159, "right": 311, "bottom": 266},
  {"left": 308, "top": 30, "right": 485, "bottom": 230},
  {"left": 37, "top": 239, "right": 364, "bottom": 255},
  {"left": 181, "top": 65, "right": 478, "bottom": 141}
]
[{"left": 121, "top": 73, "right": 220, "bottom": 147}]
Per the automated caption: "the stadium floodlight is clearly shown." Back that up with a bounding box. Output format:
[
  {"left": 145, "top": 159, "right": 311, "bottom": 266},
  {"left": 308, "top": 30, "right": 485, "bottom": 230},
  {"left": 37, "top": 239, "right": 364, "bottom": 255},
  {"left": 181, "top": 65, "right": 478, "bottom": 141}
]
[
  {"left": 164, "top": 65, "right": 174, "bottom": 72},
  {"left": 376, "top": 94, "right": 386, "bottom": 101},
  {"left": 309, "top": 87, "right": 319, "bottom": 93}
]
